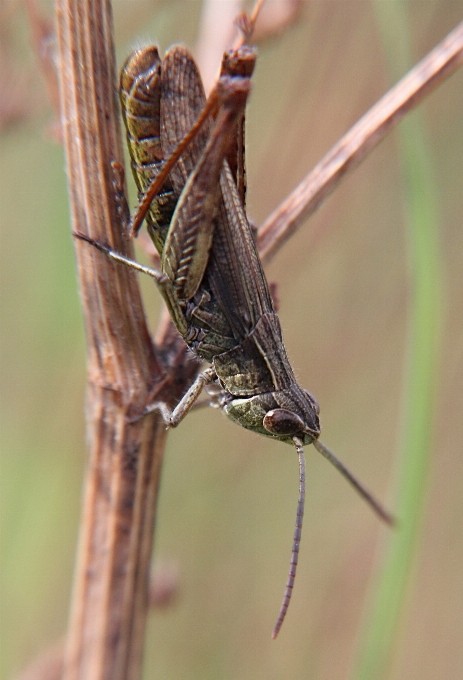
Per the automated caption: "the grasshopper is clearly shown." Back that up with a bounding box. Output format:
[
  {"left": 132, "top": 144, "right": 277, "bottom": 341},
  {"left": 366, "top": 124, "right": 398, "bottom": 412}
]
[{"left": 76, "top": 44, "right": 393, "bottom": 638}]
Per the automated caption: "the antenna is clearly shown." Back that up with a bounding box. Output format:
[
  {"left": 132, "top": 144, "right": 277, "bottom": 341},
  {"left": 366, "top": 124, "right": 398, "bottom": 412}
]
[
  {"left": 272, "top": 437, "right": 306, "bottom": 639},
  {"left": 313, "top": 439, "right": 395, "bottom": 526}
]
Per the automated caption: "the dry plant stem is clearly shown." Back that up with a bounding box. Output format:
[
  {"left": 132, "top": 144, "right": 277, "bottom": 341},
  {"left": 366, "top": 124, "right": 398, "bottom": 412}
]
[
  {"left": 56, "top": 1, "right": 168, "bottom": 679},
  {"left": 258, "top": 20, "right": 463, "bottom": 264}
]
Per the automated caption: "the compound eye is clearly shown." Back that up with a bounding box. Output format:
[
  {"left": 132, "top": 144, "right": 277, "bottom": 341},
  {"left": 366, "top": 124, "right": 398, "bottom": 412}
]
[
  {"left": 263, "top": 409, "right": 305, "bottom": 436},
  {"left": 303, "top": 389, "right": 320, "bottom": 415}
]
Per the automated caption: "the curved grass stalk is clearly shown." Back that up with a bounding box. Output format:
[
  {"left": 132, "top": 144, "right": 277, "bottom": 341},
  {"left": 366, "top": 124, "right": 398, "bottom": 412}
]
[{"left": 352, "top": 4, "right": 443, "bottom": 679}]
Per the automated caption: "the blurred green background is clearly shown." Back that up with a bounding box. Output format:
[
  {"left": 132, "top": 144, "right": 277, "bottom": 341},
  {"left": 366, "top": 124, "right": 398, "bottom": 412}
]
[{"left": 1, "top": 2, "right": 462, "bottom": 679}]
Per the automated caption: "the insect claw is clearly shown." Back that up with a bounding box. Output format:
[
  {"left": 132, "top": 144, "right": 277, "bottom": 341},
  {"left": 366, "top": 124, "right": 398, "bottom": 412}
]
[{"left": 127, "top": 401, "right": 173, "bottom": 426}]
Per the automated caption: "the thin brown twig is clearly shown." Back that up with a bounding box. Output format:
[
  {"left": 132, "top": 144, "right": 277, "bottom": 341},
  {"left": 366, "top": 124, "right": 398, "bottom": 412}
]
[
  {"left": 55, "top": 1, "right": 174, "bottom": 679},
  {"left": 257, "top": 20, "right": 463, "bottom": 264}
]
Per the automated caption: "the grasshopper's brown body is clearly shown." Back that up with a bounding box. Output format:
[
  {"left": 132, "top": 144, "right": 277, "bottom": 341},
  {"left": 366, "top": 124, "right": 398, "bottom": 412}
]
[
  {"left": 120, "top": 45, "right": 321, "bottom": 448},
  {"left": 77, "top": 43, "right": 392, "bottom": 638}
]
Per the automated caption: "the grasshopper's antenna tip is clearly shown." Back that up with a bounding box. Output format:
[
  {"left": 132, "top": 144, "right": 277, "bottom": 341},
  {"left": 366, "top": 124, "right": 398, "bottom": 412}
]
[
  {"left": 272, "top": 437, "right": 306, "bottom": 639},
  {"left": 313, "top": 439, "right": 396, "bottom": 527}
]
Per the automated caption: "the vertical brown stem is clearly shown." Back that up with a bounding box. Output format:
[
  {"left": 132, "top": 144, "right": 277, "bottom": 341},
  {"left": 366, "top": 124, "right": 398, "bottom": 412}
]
[{"left": 55, "top": 1, "right": 166, "bottom": 679}]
